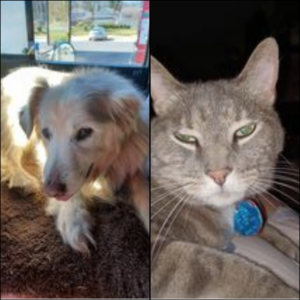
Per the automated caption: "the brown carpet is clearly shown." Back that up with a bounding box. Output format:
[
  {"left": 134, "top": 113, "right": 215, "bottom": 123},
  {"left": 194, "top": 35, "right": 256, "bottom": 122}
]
[{"left": 1, "top": 184, "right": 150, "bottom": 298}]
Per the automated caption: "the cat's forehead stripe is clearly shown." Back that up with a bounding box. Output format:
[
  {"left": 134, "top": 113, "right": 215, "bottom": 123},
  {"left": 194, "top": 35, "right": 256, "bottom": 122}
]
[
  {"left": 240, "top": 110, "right": 248, "bottom": 120},
  {"left": 188, "top": 101, "right": 240, "bottom": 124}
]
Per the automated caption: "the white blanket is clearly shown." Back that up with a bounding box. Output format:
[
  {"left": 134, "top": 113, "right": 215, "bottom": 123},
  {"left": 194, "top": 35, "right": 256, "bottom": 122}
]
[{"left": 233, "top": 207, "right": 299, "bottom": 290}]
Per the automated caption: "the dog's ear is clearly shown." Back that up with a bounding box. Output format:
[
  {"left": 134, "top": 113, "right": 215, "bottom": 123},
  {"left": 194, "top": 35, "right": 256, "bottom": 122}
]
[
  {"left": 87, "top": 92, "right": 142, "bottom": 132},
  {"left": 116, "top": 97, "right": 141, "bottom": 132},
  {"left": 20, "top": 78, "right": 49, "bottom": 138}
]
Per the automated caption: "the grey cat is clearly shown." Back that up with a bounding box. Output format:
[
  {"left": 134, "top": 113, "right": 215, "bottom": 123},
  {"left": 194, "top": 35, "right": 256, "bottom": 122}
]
[{"left": 151, "top": 38, "right": 299, "bottom": 298}]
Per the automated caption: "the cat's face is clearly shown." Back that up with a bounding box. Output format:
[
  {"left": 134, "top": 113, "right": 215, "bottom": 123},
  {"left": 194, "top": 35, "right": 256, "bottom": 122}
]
[{"left": 151, "top": 38, "right": 284, "bottom": 207}]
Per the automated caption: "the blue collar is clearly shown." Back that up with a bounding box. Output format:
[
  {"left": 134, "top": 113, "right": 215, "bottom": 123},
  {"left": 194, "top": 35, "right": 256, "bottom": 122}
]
[{"left": 234, "top": 200, "right": 265, "bottom": 236}]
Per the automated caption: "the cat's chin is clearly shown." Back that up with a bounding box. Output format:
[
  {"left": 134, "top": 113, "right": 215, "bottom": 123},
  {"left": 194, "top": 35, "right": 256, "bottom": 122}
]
[{"left": 200, "top": 191, "right": 246, "bottom": 208}]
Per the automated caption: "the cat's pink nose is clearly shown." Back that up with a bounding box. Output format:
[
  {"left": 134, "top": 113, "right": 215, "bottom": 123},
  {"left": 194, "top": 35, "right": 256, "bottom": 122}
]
[{"left": 207, "top": 168, "right": 232, "bottom": 186}]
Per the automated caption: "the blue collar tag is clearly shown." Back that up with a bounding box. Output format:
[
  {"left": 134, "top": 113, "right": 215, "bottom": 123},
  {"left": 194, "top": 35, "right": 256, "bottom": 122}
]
[{"left": 234, "top": 200, "right": 265, "bottom": 236}]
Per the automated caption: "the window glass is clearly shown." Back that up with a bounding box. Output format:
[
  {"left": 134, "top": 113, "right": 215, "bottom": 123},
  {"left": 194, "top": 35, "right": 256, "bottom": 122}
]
[{"left": 32, "top": 1, "right": 149, "bottom": 66}]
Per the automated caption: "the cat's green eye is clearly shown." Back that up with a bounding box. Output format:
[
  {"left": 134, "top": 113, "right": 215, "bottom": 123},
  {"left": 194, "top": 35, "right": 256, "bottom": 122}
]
[
  {"left": 235, "top": 123, "right": 257, "bottom": 139},
  {"left": 174, "top": 132, "right": 198, "bottom": 145}
]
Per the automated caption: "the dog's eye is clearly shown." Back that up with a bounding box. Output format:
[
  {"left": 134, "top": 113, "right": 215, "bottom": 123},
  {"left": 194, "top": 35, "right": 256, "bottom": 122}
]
[
  {"left": 75, "top": 128, "right": 93, "bottom": 142},
  {"left": 42, "top": 128, "right": 52, "bottom": 140}
]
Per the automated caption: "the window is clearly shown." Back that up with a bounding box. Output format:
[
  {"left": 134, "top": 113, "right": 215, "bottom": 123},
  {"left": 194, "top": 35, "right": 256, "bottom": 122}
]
[
  {"left": 1, "top": 1, "right": 28, "bottom": 54},
  {"left": 32, "top": 1, "right": 149, "bottom": 66}
]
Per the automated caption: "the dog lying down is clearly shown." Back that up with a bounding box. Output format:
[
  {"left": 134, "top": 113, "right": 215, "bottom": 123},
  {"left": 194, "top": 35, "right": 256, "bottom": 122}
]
[{"left": 1, "top": 67, "right": 149, "bottom": 252}]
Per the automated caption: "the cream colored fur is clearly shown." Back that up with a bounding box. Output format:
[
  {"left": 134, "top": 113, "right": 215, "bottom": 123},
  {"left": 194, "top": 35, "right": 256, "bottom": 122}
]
[
  {"left": 1, "top": 67, "right": 149, "bottom": 252},
  {"left": 1, "top": 68, "right": 69, "bottom": 191}
]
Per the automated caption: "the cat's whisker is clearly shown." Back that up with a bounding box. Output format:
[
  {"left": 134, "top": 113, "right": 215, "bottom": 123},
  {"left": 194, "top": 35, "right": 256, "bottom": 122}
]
[
  {"left": 152, "top": 194, "right": 191, "bottom": 268},
  {"left": 274, "top": 164, "right": 299, "bottom": 172},
  {"left": 260, "top": 176, "right": 299, "bottom": 186},
  {"left": 273, "top": 175, "right": 299, "bottom": 185},
  {"left": 255, "top": 182, "right": 299, "bottom": 207},
  {"left": 161, "top": 196, "right": 191, "bottom": 240},
  {"left": 259, "top": 179, "right": 299, "bottom": 193},
  {"left": 267, "top": 173, "right": 299, "bottom": 180},
  {"left": 151, "top": 190, "right": 179, "bottom": 205},
  {"left": 260, "top": 189, "right": 298, "bottom": 213},
  {"left": 267, "top": 165, "right": 299, "bottom": 170},
  {"left": 249, "top": 187, "right": 278, "bottom": 210},
  {"left": 151, "top": 183, "right": 191, "bottom": 206},
  {"left": 278, "top": 154, "right": 297, "bottom": 169},
  {"left": 263, "top": 164, "right": 299, "bottom": 169},
  {"left": 157, "top": 194, "right": 192, "bottom": 252},
  {"left": 151, "top": 182, "right": 183, "bottom": 193},
  {"left": 151, "top": 189, "right": 187, "bottom": 219},
  {"left": 274, "top": 172, "right": 299, "bottom": 178},
  {"left": 268, "top": 187, "right": 299, "bottom": 206},
  {"left": 151, "top": 164, "right": 185, "bottom": 173},
  {"left": 276, "top": 161, "right": 294, "bottom": 167},
  {"left": 151, "top": 195, "right": 189, "bottom": 267},
  {"left": 151, "top": 191, "right": 181, "bottom": 207},
  {"left": 250, "top": 184, "right": 293, "bottom": 211},
  {"left": 263, "top": 167, "right": 299, "bottom": 175},
  {"left": 152, "top": 198, "right": 183, "bottom": 259},
  {"left": 276, "top": 161, "right": 297, "bottom": 166},
  {"left": 264, "top": 192, "right": 298, "bottom": 212}
]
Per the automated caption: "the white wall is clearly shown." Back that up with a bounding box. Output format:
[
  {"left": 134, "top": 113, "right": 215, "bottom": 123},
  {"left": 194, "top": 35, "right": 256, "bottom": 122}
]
[{"left": 1, "top": 1, "right": 28, "bottom": 54}]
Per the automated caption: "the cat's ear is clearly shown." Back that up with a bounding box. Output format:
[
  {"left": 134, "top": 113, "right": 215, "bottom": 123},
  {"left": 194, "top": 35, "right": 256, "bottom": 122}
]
[
  {"left": 237, "top": 38, "right": 279, "bottom": 105},
  {"left": 151, "top": 56, "right": 183, "bottom": 116}
]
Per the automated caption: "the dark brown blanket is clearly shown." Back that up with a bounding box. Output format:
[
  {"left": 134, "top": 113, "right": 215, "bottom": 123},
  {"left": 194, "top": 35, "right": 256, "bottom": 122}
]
[{"left": 1, "top": 184, "right": 149, "bottom": 298}]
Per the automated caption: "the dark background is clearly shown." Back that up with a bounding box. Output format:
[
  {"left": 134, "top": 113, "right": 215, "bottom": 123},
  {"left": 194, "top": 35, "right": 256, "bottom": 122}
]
[{"left": 151, "top": 1, "right": 299, "bottom": 160}]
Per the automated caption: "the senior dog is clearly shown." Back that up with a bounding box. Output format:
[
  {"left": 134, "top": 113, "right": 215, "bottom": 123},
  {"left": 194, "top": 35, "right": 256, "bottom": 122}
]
[{"left": 1, "top": 67, "right": 149, "bottom": 252}]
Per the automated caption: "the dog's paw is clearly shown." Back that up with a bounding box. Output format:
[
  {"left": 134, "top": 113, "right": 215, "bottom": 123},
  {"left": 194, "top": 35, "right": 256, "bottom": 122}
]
[
  {"left": 55, "top": 204, "right": 96, "bottom": 253},
  {"left": 2, "top": 169, "right": 39, "bottom": 193},
  {"left": 45, "top": 198, "right": 61, "bottom": 216}
]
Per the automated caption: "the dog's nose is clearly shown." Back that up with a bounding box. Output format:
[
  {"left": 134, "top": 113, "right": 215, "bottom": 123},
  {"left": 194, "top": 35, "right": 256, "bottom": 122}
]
[
  {"left": 44, "top": 180, "right": 67, "bottom": 198},
  {"left": 207, "top": 168, "right": 232, "bottom": 186}
]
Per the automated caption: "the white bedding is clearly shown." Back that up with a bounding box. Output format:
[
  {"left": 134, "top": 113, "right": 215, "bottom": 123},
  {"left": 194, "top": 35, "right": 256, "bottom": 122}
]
[{"left": 233, "top": 207, "right": 299, "bottom": 290}]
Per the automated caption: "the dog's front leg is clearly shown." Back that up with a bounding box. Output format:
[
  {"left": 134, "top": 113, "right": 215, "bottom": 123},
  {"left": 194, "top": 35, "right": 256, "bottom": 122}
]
[{"left": 46, "top": 194, "right": 95, "bottom": 253}]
